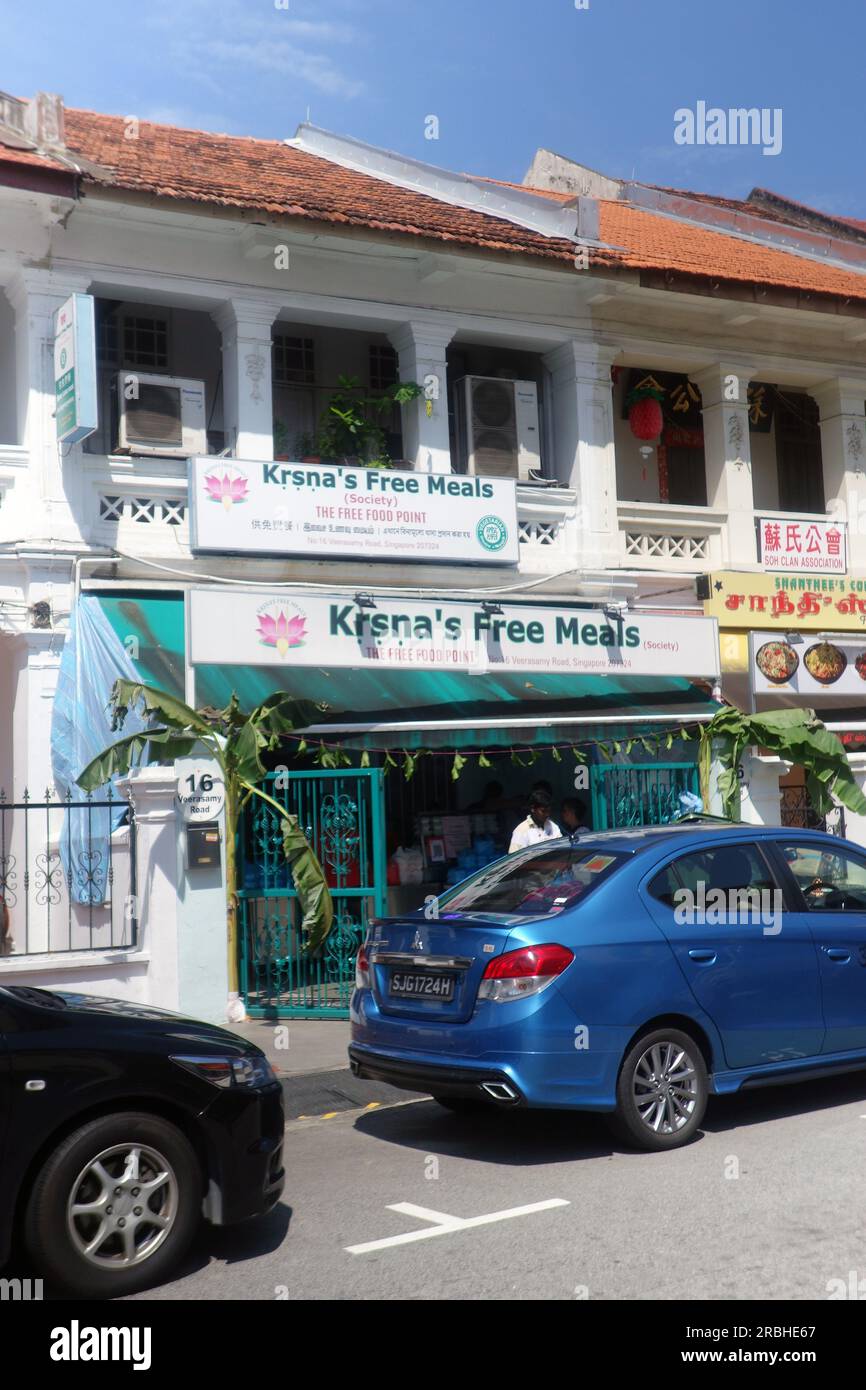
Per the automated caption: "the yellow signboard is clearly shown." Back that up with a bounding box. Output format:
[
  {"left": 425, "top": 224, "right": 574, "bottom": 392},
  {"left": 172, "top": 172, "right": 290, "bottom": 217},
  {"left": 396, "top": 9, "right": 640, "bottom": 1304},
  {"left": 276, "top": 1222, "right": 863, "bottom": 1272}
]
[{"left": 702, "top": 571, "right": 866, "bottom": 631}]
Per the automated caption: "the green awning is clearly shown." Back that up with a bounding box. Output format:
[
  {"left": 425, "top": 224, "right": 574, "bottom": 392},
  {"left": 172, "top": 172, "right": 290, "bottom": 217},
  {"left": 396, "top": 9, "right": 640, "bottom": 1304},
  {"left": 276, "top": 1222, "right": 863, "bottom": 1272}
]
[
  {"left": 95, "top": 592, "right": 186, "bottom": 697},
  {"left": 194, "top": 661, "right": 717, "bottom": 748}
]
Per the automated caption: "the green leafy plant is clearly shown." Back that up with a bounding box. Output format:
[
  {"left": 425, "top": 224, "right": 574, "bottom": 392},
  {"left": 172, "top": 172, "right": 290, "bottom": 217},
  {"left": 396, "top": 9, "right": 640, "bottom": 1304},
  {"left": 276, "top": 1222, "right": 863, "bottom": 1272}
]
[
  {"left": 76, "top": 681, "right": 334, "bottom": 993},
  {"left": 273, "top": 419, "right": 290, "bottom": 457},
  {"left": 293, "top": 430, "right": 317, "bottom": 458},
  {"left": 698, "top": 706, "right": 866, "bottom": 821},
  {"left": 318, "top": 374, "right": 423, "bottom": 466}
]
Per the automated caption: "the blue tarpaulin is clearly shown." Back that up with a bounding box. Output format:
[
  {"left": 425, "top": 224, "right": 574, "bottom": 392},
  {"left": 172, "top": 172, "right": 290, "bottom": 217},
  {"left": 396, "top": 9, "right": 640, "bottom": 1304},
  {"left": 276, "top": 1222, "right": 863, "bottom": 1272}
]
[{"left": 50, "top": 596, "right": 148, "bottom": 904}]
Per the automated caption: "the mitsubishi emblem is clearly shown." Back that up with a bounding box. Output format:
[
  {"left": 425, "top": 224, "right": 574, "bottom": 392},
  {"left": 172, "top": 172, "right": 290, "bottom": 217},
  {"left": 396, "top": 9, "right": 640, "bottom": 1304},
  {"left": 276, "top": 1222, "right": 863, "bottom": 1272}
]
[{"left": 412, "top": 929, "right": 424, "bottom": 951}]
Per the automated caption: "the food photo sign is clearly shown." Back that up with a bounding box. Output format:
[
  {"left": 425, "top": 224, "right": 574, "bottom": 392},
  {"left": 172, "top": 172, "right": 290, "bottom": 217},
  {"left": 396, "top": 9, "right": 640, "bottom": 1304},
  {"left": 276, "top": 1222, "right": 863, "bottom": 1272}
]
[{"left": 750, "top": 630, "right": 866, "bottom": 697}]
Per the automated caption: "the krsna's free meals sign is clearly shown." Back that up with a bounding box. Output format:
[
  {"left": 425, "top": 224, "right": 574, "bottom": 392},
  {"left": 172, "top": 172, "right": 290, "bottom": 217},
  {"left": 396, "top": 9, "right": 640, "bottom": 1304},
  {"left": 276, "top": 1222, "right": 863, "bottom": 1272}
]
[
  {"left": 53, "top": 294, "right": 98, "bottom": 445},
  {"left": 188, "top": 457, "right": 519, "bottom": 566},
  {"left": 189, "top": 588, "right": 721, "bottom": 678}
]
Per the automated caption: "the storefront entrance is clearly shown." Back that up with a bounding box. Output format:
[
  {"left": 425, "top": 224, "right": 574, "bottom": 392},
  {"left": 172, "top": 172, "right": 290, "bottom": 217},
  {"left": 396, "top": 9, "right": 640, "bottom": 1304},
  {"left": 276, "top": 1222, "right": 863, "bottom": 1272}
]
[
  {"left": 237, "top": 769, "right": 386, "bottom": 1018},
  {"left": 237, "top": 759, "right": 703, "bottom": 1018}
]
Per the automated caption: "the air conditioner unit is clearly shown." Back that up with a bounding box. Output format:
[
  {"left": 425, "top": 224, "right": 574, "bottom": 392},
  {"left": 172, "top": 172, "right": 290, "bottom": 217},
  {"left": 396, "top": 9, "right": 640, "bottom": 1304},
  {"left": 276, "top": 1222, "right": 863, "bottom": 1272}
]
[
  {"left": 456, "top": 376, "right": 541, "bottom": 481},
  {"left": 115, "top": 372, "right": 207, "bottom": 458}
]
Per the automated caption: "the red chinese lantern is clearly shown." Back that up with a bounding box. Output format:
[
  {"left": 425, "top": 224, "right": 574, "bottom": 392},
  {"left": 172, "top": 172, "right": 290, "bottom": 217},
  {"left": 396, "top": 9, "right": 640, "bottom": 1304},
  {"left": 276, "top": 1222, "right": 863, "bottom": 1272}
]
[{"left": 627, "top": 385, "right": 664, "bottom": 441}]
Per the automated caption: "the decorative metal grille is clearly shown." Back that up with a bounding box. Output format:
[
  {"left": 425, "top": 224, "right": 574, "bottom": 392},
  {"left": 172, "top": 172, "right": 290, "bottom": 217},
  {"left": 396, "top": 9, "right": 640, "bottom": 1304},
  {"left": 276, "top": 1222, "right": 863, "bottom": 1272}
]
[{"left": 0, "top": 788, "right": 137, "bottom": 958}]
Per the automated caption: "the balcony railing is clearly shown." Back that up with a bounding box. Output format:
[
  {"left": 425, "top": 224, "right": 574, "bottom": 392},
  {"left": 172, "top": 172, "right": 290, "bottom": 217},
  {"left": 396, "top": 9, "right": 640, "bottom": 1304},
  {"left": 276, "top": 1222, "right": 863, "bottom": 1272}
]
[{"left": 618, "top": 501, "right": 729, "bottom": 572}]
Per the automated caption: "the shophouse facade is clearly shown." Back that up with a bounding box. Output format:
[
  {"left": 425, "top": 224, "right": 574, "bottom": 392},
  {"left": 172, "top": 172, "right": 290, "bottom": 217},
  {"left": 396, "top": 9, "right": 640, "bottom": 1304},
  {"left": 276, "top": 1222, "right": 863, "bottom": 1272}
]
[{"left": 2, "top": 92, "right": 866, "bottom": 1016}]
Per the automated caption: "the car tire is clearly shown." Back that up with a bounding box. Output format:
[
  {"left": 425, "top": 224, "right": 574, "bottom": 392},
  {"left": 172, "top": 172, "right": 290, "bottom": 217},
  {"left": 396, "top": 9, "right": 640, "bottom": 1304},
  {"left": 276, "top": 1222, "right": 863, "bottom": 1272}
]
[
  {"left": 24, "top": 1111, "right": 203, "bottom": 1298},
  {"left": 609, "top": 1028, "right": 708, "bottom": 1152},
  {"left": 431, "top": 1094, "right": 487, "bottom": 1114}
]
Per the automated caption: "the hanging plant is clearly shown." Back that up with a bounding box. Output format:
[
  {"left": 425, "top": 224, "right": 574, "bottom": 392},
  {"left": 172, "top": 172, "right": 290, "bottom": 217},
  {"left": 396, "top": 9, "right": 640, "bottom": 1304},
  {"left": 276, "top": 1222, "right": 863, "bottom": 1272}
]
[{"left": 626, "top": 383, "right": 665, "bottom": 441}]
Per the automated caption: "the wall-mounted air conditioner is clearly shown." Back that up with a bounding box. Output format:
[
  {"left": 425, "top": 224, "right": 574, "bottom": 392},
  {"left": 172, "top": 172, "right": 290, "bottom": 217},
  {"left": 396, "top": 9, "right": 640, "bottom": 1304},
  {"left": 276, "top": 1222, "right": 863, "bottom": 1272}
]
[
  {"left": 455, "top": 376, "right": 541, "bottom": 481},
  {"left": 115, "top": 372, "right": 207, "bottom": 458}
]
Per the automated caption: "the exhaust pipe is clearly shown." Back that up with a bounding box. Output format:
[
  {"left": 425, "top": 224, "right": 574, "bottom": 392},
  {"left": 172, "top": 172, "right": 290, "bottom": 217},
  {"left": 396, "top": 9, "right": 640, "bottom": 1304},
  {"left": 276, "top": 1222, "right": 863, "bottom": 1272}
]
[{"left": 480, "top": 1080, "right": 519, "bottom": 1103}]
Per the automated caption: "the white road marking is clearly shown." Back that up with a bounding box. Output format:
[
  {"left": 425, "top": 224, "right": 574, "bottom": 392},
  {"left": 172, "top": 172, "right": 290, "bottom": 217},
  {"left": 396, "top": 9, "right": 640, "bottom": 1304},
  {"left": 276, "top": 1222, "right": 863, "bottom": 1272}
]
[{"left": 345, "top": 1198, "right": 569, "bottom": 1255}]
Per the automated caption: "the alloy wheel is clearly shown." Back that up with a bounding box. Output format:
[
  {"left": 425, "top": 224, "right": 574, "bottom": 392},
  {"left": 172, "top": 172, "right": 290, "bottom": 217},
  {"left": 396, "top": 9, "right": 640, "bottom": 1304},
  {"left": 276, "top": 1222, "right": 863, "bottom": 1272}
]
[
  {"left": 66, "top": 1142, "right": 179, "bottom": 1270},
  {"left": 632, "top": 1040, "right": 699, "bottom": 1135}
]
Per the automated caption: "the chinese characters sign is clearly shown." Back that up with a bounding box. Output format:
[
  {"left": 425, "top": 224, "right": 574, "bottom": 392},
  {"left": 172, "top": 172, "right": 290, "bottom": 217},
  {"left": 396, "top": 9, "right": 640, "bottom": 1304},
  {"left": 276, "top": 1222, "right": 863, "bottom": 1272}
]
[
  {"left": 758, "top": 517, "right": 846, "bottom": 574},
  {"left": 702, "top": 572, "right": 866, "bottom": 631},
  {"left": 623, "top": 371, "right": 774, "bottom": 432}
]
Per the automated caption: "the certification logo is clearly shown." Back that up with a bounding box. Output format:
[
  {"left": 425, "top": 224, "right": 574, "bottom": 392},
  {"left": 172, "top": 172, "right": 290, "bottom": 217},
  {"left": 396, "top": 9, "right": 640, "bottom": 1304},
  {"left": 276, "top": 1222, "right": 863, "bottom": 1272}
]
[{"left": 476, "top": 515, "right": 508, "bottom": 552}]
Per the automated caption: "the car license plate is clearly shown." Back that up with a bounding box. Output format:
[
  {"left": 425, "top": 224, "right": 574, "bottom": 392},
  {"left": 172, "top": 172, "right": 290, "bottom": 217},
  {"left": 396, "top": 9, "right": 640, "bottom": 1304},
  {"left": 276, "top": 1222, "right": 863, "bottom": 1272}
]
[{"left": 389, "top": 971, "right": 456, "bottom": 1001}]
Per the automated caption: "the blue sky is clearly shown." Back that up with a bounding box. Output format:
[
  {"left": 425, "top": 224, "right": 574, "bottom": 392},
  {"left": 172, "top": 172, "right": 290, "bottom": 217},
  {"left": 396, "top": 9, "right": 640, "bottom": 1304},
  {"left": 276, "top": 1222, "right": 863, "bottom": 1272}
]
[{"left": 2, "top": 0, "right": 863, "bottom": 216}]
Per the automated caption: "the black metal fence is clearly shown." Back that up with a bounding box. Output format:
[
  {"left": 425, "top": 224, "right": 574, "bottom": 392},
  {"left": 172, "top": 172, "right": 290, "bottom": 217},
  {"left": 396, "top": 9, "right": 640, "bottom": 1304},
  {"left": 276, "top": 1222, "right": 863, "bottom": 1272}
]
[{"left": 0, "top": 788, "right": 137, "bottom": 958}]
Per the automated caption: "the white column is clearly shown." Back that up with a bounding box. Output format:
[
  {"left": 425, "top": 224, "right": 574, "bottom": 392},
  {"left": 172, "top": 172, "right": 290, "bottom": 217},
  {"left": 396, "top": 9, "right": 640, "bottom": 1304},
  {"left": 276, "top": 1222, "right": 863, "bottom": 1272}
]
[
  {"left": 11, "top": 630, "right": 64, "bottom": 800},
  {"left": 6, "top": 269, "right": 92, "bottom": 544},
  {"left": 810, "top": 378, "right": 866, "bottom": 571},
  {"left": 542, "top": 340, "right": 619, "bottom": 568},
  {"left": 694, "top": 363, "right": 757, "bottom": 566},
  {"left": 212, "top": 298, "right": 277, "bottom": 461},
  {"left": 388, "top": 322, "right": 454, "bottom": 473},
  {"left": 119, "top": 767, "right": 181, "bottom": 1013}
]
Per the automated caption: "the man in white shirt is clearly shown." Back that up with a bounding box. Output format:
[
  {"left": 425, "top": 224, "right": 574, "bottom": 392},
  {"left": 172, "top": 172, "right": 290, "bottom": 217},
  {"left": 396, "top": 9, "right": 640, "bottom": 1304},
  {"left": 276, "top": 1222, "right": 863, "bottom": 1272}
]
[{"left": 508, "top": 790, "right": 562, "bottom": 853}]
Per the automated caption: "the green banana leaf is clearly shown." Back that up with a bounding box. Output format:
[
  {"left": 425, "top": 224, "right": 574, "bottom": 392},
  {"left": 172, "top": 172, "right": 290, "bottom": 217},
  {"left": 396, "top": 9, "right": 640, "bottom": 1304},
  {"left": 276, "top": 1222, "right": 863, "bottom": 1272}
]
[{"left": 281, "top": 811, "right": 334, "bottom": 954}]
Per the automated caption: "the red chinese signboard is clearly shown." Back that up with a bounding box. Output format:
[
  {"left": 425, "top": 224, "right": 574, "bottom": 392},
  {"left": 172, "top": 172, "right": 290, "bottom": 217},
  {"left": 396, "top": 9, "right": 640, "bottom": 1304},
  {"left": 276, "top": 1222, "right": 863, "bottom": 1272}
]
[{"left": 758, "top": 517, "right": 847, "bottom": 574}]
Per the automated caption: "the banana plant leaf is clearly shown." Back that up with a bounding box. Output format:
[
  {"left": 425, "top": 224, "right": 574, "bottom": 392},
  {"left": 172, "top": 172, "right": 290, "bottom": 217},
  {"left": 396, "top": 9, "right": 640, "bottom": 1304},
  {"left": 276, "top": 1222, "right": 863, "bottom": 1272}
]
[
  {"left": 702, "top": 707, "right": 866, "bottom": 821},
  {"left": 281, "top": 812, "right": 334, "bottom": 954}
]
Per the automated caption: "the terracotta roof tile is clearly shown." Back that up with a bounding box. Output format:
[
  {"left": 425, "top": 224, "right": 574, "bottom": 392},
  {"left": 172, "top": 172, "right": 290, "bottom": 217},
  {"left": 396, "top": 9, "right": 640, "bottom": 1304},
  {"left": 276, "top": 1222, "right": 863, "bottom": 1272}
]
[
  {"left": 4, "top": 106, "right": 866, "bottom": 309},
  {"left": 600, "top": 200, "right": 866, "bottom": 303}
]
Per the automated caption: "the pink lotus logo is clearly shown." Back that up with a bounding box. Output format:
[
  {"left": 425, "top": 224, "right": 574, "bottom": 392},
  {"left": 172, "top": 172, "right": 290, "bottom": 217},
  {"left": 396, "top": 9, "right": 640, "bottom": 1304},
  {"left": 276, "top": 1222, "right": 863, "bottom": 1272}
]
[
  {"left": 257, "top": 609, "right": 308, "bottom": 657},
  {"left": 204, "top": 470, "right": 249, "bottom": 510}
]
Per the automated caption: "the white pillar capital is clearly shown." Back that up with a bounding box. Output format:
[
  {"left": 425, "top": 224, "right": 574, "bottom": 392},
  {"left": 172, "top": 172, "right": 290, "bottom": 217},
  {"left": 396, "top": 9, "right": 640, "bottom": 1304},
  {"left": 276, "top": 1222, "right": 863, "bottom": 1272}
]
[
  {"left": 543, "top": 339, "right": 619, "bottom": 385},
  {"left": 692, "top": 361, "right": 756, "bottom": 410}
]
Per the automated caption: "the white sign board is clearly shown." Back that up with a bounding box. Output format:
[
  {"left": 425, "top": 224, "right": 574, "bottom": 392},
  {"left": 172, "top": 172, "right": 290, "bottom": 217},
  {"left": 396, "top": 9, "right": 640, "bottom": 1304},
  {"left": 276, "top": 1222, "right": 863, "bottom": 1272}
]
[
  {"left": 54, "top": 293, "right": 98, "bottom": 445},
  {"left": 189, "top": 588, "right": 720, "bottom": 678},
  {"left": 175, "top": 759, "right": 226, "bottom": 823},
  {"left": 188, "top": 457, "right": 519, "bottom": 566},
  {"left": 751, "top": 629, "right": 866, "bottom": 698},
  {"left": 757, "top": 516, "right": 847, "bottom": 574}
]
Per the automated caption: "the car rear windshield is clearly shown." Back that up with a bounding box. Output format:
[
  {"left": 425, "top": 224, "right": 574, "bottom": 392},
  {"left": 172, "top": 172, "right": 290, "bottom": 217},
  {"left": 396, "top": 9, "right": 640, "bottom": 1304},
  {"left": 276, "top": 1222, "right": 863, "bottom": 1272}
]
[{"left": 438, "top": 845, "right": 623, "bottom": 918}]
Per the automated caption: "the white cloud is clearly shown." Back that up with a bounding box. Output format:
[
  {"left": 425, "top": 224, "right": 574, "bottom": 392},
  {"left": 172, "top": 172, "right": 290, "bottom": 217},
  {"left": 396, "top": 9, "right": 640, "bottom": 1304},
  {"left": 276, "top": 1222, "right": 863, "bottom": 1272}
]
[{"left": 149, "top": 0, "right": 366, "bottom": 102}]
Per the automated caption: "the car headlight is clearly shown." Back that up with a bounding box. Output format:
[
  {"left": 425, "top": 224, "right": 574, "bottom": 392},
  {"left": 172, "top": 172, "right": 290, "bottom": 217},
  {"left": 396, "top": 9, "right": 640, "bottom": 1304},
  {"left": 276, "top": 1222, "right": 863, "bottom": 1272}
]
[{"left": 171, "top": 1053, "right": 278, "bottom": 1089}]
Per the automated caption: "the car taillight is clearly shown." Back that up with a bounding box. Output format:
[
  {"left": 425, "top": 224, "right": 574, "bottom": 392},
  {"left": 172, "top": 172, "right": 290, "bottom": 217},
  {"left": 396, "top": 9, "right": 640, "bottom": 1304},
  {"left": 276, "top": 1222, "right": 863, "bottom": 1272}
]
[
  {"left": 478, "top": 943, "right": 573, "bottom": 1003},
  {"left": 355, "top": 944, "right": 371, "bottom": 990}
]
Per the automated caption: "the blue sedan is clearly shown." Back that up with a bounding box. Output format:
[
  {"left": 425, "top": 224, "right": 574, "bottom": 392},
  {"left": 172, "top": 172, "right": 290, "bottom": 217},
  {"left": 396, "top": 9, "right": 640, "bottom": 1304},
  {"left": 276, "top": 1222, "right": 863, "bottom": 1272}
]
[{"left": 349, "top": 822, "right": 866, "bottom": 1150}]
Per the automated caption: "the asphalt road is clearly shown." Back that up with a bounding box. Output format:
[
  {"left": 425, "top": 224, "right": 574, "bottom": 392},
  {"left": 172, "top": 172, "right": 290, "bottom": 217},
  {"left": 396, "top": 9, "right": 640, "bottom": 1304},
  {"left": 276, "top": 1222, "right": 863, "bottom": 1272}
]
[{"left": 117, "top": 1067, "right": 866, "bottom": 1302}]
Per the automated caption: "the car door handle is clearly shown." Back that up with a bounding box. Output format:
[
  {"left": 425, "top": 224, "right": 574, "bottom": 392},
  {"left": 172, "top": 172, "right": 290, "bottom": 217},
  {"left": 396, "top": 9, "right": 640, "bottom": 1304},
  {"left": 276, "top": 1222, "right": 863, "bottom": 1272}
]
[
  {"left": 824, "top": 947, "right": 851, "bottom": 962},
  {"left": 687, "top": 949, "right": 717, "bottom": 964}
]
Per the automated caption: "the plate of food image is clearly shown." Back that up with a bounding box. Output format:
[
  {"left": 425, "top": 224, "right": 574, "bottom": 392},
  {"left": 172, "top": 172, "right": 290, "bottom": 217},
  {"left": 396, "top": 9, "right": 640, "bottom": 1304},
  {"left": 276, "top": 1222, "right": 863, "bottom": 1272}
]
[
  {"left": 855, "top": 652, "right": 866, "bottom": 681},
  {"left": 803, "top": 641, "right": 847, "bottom": 685},
  {"left": 755, "top": 640, "right": 800, "bottom": 684}
]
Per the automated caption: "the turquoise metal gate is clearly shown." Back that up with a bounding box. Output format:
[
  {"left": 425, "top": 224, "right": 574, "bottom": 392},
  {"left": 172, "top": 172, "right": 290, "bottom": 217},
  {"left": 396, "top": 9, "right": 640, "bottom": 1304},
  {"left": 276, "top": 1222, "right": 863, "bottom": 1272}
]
[
  {"left": 238, "top": 769, "right": 386, "bottom": 1018},
  {"left": 590, "top": 762, "right": 700, "bottom": 830}
]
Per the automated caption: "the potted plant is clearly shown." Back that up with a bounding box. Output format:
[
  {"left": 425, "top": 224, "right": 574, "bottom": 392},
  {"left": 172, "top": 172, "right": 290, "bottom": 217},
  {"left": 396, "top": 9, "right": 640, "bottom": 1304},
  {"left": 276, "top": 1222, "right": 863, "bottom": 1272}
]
[
  {"left": 294, "top": 430, "right": 320, "bottom": 464},
  {"left": 273, "top": 419, "right": 291, "bottom": 461},
  {"left": 318, "top": 374, "right": 423, "bottom": 466}
]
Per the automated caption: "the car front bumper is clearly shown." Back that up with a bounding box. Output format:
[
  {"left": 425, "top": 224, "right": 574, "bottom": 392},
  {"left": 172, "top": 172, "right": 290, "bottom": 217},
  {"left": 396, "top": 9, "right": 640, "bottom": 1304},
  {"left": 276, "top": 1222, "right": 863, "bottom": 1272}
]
[{"left": 200, "top": 1081, "right": 285, "bottom": 1226}]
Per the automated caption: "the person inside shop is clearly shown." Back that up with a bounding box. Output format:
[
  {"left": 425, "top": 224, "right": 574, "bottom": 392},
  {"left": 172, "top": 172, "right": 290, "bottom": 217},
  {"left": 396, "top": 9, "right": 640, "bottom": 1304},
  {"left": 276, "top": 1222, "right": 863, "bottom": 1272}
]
[
  {"left": 561, "top": 796, "right": 589, "bottom": 837},
  {"left": 509, "top": 789, "right": 561, "bottom": 853}
]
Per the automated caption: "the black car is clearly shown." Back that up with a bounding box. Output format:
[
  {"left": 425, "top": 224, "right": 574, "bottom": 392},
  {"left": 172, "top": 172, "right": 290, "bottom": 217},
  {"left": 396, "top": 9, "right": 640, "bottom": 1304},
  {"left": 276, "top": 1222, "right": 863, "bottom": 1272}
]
[{"left": 0, "top": 985, "right": 284, "bottom": 1297}]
